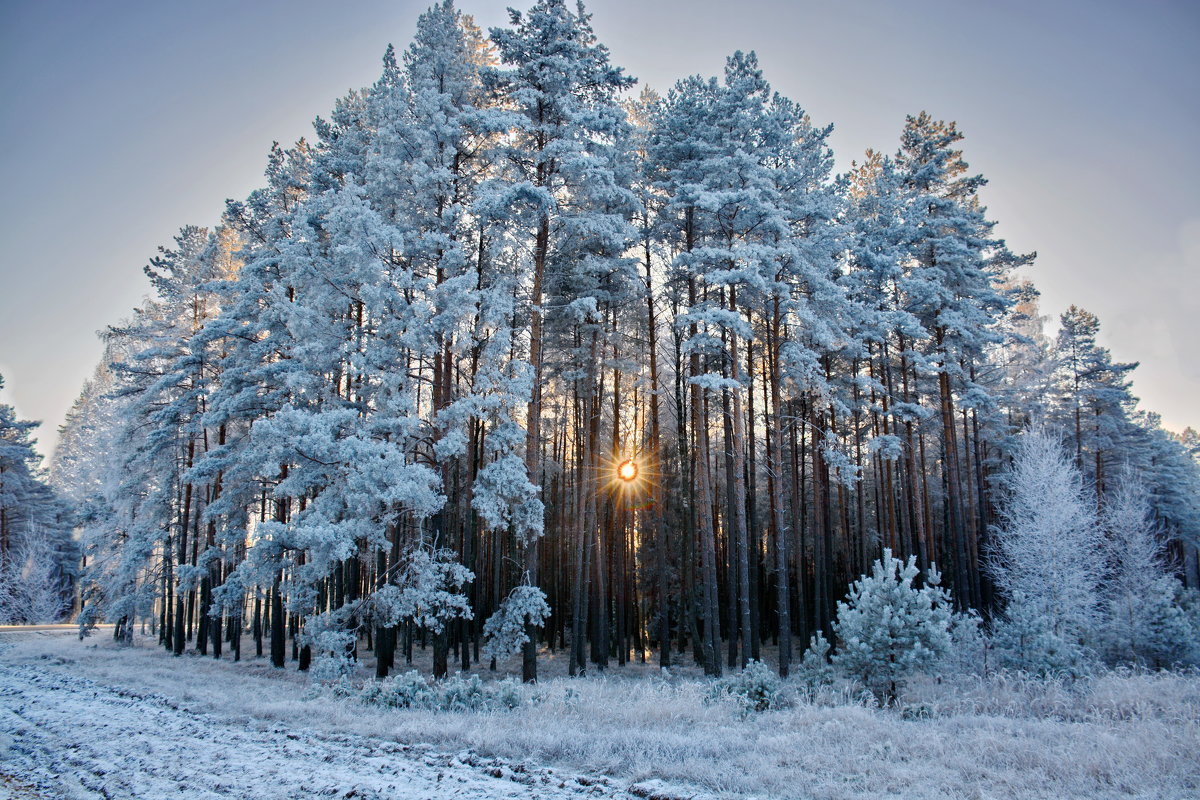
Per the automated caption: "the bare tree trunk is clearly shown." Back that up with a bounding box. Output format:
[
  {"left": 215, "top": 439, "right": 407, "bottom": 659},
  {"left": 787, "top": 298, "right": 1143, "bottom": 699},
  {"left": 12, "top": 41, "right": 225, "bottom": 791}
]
[{"left": 767, "top": 301, "right": 791, "bottom": 675}]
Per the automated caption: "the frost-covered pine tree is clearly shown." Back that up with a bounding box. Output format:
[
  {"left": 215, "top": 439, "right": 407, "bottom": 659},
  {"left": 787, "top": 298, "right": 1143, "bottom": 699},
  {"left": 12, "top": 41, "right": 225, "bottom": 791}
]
[
  {"left": 831, "top": 549, "right": 953, "bottom": 703},
  {"left": 988, "top": 427, "right": 1104, "bottom": 675},
  {"left": 0, "top": 378, "right": 73, "bottom": 623},
  {"left": 1051, "top": 306, "right": 1137, "bottom": 497},
  {"left": 482, "top": 0, "right": 638, "bottom": 682},
  {"left": 193, "top": 140, "right": 313, "bottom": 666},
  {"left": 895, "top": 113, "right": 1017, "bottom": 608},
  {"left": 1099, "top": 479, "right": 1196, "bottom": 667},
  {"left": 482, "top": 583, "right": 551, "bottom": 662}
]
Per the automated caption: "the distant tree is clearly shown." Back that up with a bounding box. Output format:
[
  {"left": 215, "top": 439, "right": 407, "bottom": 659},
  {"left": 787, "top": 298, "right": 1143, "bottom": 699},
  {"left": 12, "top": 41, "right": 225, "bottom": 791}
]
[
  {"left": 1099, "top": 479, "right": 1196, "bottom": 667},
  {"left": 0, "top": 374, "right": 74, "bottom": 623},
  {"left": 0, "top": 532, "right": 71, "bottom": 624},
  {"left": 1051, "top": 306, "right": 1137, "bottom": 497}
]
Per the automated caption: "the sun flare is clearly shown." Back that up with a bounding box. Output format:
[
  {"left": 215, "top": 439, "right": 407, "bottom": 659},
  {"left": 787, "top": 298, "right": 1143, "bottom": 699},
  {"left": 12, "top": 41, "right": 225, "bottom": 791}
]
[{"left": 618, "top": 458, "right": 639, "bottom": 482}]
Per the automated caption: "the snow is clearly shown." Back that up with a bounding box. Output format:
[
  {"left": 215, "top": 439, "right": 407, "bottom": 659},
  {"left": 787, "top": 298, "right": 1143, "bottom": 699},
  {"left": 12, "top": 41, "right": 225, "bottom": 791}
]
[
  {"left": 3, "top": 630, "right": 1199, "bottom": 799},
  {"left": 0, "top": 632, "right": 690, "bottom": 800}
]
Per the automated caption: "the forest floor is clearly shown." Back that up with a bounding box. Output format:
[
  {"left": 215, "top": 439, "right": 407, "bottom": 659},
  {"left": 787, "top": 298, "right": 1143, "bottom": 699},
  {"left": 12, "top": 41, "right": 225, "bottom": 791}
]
[{"left": 1, "top": 629, "right": 1198, "bottom": 799}]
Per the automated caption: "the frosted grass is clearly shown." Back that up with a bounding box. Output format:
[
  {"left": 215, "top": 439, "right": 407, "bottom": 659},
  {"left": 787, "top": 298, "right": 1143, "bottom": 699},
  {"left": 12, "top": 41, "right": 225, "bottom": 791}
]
[{"left": 4, "top": 632, "right": 1197, "bottom": 799}]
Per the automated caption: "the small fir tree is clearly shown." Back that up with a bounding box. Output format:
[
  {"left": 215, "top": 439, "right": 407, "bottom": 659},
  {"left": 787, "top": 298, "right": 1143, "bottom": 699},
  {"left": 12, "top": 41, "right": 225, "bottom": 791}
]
[{"left": 832, "top": 549, "right": 953, "bottom": 703}]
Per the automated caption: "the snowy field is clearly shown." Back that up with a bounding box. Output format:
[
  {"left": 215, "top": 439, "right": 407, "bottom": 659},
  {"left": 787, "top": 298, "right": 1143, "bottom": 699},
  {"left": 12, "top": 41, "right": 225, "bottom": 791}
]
[{"left": 2, "top": 630, "right": 1198, "bottom": 800}]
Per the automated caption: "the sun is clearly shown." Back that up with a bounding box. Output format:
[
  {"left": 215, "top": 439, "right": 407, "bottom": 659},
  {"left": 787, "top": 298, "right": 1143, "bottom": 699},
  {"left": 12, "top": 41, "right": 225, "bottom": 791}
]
[
  {"left": 602, "top": 452, "right": 655, "bottom": 505},
  {"left": 617, "top": 458, "right": 639, "bottom": 482}
]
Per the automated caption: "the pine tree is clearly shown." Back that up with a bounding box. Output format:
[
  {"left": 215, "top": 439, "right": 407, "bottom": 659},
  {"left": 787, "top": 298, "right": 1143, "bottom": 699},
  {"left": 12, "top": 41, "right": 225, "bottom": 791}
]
[
  {"left": 1051, "top": 305, "right": 1137, "bottom": 497},
  {"left": 483, "top": 0, "right": 637, "bottom": 682},
  {"left": 1100, "top": 478, "right": 1196, "bottom": 667},
  {"left": 831, "top": 548, "right": 953, "bottom": 703},
  {"left": 895, "top": 112, "right": 1017, "bottom": 610},
  {"left": 0, "top": 375, "right": 72, "bottom": 623}
]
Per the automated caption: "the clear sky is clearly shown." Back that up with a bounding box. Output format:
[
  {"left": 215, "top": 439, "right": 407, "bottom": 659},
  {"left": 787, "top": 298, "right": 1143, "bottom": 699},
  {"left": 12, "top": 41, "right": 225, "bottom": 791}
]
[{"left": 1, "top": 0, "right": 1197, "bottom": 458}]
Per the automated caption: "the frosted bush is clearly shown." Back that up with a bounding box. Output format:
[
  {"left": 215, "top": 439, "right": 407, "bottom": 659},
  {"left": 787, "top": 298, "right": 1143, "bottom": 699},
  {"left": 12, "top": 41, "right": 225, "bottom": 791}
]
[
  {"left": 438, "top": 673, "right": 489, "bottom": 711},
  {"left": 706, "top": 659, "right": 784, "bottom": 712},
  {"left": 944, "top": 609, "right": 989, "bottom": 675},
  {"left": 358, "top": 670, "right": 526, "bottom": 712},
  {"left": 482, "top": 584, "right": 550, "bottom": 661},
  {"left": 832, "top": 549, "right": 953, "bottom": 703},
  {"left": 361, "top": 670, "right": 435, "bottom": 709},
  {"left": 796, "top": 631, "right": 836, "bottom": 687},
  {"left": 992, "top": 591, "right": 1095, "bottom": 678},
  {"left": 491, "top": 677, "right": 525, "bottom": 710},
  {"left": 1172, "top": 587, "right": 1200, "bottom": 666},
  {"left": 308, "top": 628, "right": 358, "bottom": 684}
]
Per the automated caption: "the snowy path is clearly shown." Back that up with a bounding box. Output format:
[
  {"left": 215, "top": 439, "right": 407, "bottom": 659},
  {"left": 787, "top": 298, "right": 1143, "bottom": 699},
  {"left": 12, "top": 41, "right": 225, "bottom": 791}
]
[{"left": 0, "top": 660, "right": 647, "bottom": 800}]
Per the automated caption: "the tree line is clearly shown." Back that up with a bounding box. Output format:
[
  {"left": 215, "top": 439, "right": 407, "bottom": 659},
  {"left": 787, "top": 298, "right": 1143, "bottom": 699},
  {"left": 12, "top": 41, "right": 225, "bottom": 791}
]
[
  {"left": 0, "top": 374, "right": 75, "bottom": 623},
  {"left": 52, "top": 0, "right": 1200, "bottom": 680}
]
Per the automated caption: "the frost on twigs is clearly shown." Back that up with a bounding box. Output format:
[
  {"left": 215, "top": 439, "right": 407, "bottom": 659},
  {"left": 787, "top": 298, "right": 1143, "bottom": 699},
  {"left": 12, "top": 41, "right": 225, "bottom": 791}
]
[
  {"left": 988, "top": 427, "right": 1104, "bottom": 677},
  {"left": 0, "top": 537, "right": 71, "bottom": 625},
  {"left": 370, "top": 547, "right": 474, "bottom": 634},
  {"left": 482, "top": 584, "right": 550, "bottom": 661},
  {"left": 303, "top": 610, "right": 358, "bottom": 685}
]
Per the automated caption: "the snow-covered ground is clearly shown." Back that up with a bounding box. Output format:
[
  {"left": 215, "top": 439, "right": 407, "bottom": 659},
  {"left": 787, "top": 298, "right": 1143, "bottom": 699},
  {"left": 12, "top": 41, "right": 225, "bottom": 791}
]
[
  {"left": 2, "top": 630, "right": 1198, "bottom": 799},
  {"left": 0, "top": 632, "right": 674, "bottom": 800}
]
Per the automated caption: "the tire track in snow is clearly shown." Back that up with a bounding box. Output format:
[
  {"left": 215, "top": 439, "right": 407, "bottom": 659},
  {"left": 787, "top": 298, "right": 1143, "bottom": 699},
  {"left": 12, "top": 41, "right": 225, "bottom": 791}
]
[{"left": 0, "top": 662, "right": 651, "bottom": 800}]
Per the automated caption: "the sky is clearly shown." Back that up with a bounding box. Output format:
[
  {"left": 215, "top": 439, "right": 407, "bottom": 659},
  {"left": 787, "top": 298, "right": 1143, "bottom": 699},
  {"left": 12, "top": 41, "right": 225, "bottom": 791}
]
[{"left": 1, "top": 0, "right": 1197, "bottom": 460}]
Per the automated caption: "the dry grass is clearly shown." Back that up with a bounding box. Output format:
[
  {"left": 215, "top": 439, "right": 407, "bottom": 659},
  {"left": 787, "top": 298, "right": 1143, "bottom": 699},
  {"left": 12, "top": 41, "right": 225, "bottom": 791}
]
[{"left": 3, "top": 631, "right": 1198, "bottom": 799}]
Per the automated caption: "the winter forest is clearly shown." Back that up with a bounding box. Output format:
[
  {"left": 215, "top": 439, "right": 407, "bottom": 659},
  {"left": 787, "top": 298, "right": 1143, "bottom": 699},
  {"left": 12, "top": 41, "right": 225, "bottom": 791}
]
[{"left": 3, "top": 0, "right": 1200, "bottom": 796}]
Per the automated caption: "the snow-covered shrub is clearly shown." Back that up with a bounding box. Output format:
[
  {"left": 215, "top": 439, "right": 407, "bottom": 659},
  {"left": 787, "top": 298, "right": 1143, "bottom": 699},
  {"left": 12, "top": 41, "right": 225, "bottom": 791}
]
[
  {"left": 303, "top": 610, "right": 359, "bottom": 684},
  {"left": 76, "top": 603, "right": 102, "bottom": 639},
  {"left": 832, "top": 549, "right": 953, "bottom": 703},
  {"left": 992, "top": 591, "right": 1093, "bottom": 677},
  {"left": 437, "top": 673, "right": 489, "bottom": 711},
  {"left": 795, "top": 631, "right": 836, "bottom": 688},
  {"left": 1173, "top": 587, "right": 1200, "bottom": 665},
  {"left": 358, "top": 670, "right": 527, "bottom": 712},
  {"left": 944, "top": 609, "right": 989, "bottom": 675},
  {"left": 362, "top": 669, "right": 436, "bottom": 709},
  {"left": 706, "top": 659, "right": 784, "bottom": 712},
  {"left": 988, "top": 428, "right": 1103, "bottom": 677},
  {"left": 1103, "top": 577, "right": 1194, "bottom": 668},
  {"left": 482, "top": 584, "right": 550, "bottom": 661},
  {"left": 308, "top": 627, "right": 358, "bottom": 684},
  {"left": 491, "top": 677, "right": 525, "bottom": 710}
]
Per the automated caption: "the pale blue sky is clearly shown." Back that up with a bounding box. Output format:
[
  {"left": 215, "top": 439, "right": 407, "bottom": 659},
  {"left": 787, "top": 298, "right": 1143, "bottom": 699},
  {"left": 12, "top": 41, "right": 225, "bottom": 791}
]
[{"left": 1, "top": 0, "right": 1197, "bottom": 457}]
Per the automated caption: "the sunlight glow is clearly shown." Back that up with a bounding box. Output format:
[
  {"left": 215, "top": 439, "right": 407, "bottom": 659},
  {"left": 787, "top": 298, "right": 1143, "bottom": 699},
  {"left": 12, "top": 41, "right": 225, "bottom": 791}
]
[{"left": 618, "top": 459, "right": 639, "bottom": 482}]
